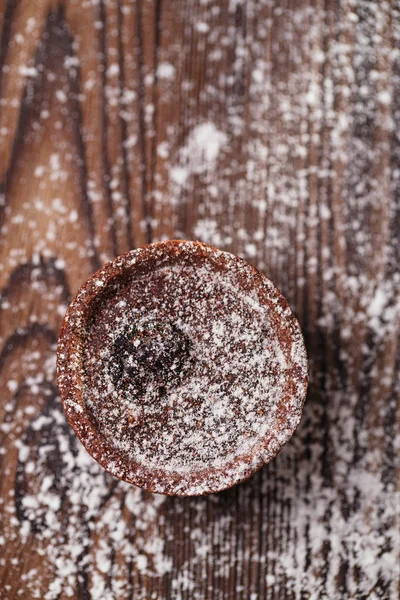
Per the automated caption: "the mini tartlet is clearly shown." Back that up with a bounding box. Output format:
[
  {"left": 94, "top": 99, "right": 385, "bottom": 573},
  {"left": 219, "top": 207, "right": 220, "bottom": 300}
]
[{"left": 57, "top": 240, "right": 308, "bottom": 496}]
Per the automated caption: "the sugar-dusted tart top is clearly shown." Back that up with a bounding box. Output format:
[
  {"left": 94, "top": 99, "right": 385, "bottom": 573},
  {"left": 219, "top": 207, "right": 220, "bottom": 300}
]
[{"left": 57, "top": 240, "right": 308, "bottom": 496}]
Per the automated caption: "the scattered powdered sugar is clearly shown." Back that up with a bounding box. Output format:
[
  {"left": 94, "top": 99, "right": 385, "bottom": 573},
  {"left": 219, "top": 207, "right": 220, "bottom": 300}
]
[
  {"left": 170, "top": 122, "right": 227, "bottom": 187},
  {"left": 157, "top": 62, "right": 176, "bottom": 81},
  {"left": 0, "top": 0, "right": 399, "bottom": 598},
  {"left": 186, "top": 123, "right": 227, "bottom": 164}
]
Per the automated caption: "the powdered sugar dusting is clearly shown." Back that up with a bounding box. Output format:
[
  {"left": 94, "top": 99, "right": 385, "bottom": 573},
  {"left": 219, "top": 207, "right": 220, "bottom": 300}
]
[
  {"left": 0, "top": 0, "right": 399, "bottom": 598},
  {"left": 170, "top": 122, "right": 227, "bottom": 188}
]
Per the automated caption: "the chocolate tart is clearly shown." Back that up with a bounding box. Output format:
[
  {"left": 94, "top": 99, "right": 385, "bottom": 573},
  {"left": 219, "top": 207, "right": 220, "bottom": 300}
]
[{"left": 57, "top": 240, "right": 308, "bottom": 496}]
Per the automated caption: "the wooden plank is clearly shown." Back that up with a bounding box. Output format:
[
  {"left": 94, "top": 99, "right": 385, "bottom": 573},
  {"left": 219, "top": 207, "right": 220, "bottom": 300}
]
[{"left": 0, "top": 1, "right": 399, "bottom": 599}]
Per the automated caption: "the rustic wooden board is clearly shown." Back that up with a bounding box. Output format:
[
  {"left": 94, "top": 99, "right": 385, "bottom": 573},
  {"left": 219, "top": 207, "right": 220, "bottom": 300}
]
[{"left": 0, "top": 1, "right": 399, "bottom": 598}]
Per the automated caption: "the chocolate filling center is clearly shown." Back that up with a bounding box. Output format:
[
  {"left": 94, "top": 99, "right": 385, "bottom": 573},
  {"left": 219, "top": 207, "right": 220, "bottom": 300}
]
[{"left": 109, "top": 318, "right": 191, "bottom": 396}]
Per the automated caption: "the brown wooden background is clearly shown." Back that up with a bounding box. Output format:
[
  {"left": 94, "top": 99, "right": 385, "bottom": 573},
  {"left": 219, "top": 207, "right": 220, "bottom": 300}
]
[{"left": 0, "top": 1, "right": 399, "bottom": 599}]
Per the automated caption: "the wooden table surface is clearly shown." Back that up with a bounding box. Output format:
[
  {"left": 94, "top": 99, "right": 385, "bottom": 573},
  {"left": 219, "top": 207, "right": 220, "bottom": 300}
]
[{"left": 0, "top": 1, "right": 399, "bottom": 599}]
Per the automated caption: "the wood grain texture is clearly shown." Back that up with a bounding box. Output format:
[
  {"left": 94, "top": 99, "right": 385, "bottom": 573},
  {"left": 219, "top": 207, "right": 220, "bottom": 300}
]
[{"left": 0, "top": 1, "right": 399, "bottom": 599}]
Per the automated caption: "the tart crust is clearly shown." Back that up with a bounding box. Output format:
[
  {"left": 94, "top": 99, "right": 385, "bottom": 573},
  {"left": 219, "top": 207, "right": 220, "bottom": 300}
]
[{"left": 57, "top": 240, "right": 308, "bottom": 496}]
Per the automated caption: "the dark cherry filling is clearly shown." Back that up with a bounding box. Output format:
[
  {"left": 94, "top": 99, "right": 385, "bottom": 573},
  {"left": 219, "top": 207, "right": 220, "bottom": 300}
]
[{"left": 108, "top": 318, "right": 191, "bottom": 398}]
